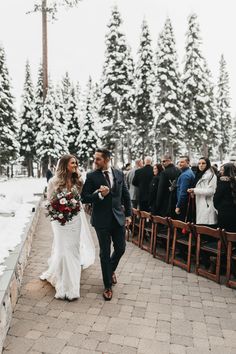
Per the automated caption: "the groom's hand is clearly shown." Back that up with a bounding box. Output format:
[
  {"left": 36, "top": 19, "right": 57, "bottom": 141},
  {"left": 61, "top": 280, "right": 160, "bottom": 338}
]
[{"left": 99, "top": 185, "right": 110, "bottom": 197}]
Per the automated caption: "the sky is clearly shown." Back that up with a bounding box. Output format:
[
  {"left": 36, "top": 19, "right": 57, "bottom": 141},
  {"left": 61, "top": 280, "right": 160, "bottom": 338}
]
[{"left": 0, "top": 0, "right": 235, "bottom": 114}]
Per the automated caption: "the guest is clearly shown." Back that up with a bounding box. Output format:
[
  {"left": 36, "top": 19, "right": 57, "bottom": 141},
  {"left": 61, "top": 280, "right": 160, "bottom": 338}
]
[
  {"left": 213, "top": 163, "right": 236, "bottom": 232},
  {"left": 126, "top": 159, "right": 143, "bottom": 209},
  {"left": 175, "top": 156, "right": 195, "bottom": 221},
  {"left": 123, "top": 163, "right": 132, "bottom": 182},
  {"left": 132, "top": 156, "right": 153, "bottom": 211},
  {"left": 149, "top": 163, "right": 164, "bottom": 214},
  {"left": 46, "top": 165, "right": 54, "bottom": 183},
  {"left": 155, "top": 155, "right": 180, "bottom": 217},
  {"left": 187, "top": 157, "right": 217, "bottom": 226},
  {"left": 191, "top": 160, "right": 198, "bottom": 175}
]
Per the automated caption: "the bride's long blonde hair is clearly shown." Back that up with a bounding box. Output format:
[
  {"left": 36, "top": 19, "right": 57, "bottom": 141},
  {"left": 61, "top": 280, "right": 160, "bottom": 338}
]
[{"left": 54, "top": 154, "right": 83, "bottom": 193}]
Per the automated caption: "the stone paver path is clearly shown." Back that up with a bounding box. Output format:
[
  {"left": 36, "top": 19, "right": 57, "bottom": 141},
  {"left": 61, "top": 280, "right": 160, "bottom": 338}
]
[{"left": 3, "top": 206, "right": 236, "bottom": 354}]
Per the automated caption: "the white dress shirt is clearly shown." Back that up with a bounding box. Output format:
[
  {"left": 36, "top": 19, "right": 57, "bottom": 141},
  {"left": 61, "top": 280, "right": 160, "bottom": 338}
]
[
  {"left": 97, "top": 167, "right": 114, "bottom": 200},
  {"left": 103, "top": 167, "right": 114, "bottom": 188}
]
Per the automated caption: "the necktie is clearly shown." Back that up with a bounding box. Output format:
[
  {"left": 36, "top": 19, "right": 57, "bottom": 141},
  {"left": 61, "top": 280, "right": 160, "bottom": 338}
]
[{"left": 103, "top": 170, "right": 111, "bottom": 188}]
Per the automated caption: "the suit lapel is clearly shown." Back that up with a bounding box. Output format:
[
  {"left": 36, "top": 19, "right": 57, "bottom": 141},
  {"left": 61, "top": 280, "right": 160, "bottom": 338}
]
[
  {"left": 111, "top": 168, "right": 117, "bottom": 194},
  {"left": 94, "top": 168, "right": 118, "bottom": 193},
  {"left": 94, "top": 169, "right": 107, "bottom": 186}
]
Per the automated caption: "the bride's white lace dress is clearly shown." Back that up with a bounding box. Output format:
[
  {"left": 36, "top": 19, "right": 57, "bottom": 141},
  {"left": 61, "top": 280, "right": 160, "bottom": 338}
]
[{"left": 40, "top": 177, "right": 95, "bottom": 300}]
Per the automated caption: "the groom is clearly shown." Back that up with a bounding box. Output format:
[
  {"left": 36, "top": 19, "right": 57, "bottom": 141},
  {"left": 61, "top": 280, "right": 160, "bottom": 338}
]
[{"left": 81, "top": 148, "right": 132, "bottom": 301}]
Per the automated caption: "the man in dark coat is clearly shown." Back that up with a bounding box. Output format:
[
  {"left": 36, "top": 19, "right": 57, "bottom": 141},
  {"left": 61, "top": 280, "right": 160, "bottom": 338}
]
[
  {"left": 132, "top": 156, "right": 153, "bottom": 211},
  {"left": 175, "top": 156, "right": 195, "bottom": 221},
  {"left": 155, "top": 155, "right": 180, "bottom": 217},
  {"left": 81, "top": 148, "right": 131, "bottom": 301},
  {"left": 46, "top": 165, "right": 54, "bottom": 183},
  {"left": 126, "top": 158, "right": 143, "bottom": 208}
]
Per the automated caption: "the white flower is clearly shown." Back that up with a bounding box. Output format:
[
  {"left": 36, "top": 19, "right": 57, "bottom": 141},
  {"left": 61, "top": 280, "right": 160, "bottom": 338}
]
[
  {"left": 71, "top": 198, "right": 77, "bottom": 204},
  {"left": 58, "top": 214, "right": 64, "bottom": 219},
  {"left": 59, "top": 198, "right": 67, "bottom": 205},
  {"left": 57, "top": 193, "right": 64, "bottom": 198}
]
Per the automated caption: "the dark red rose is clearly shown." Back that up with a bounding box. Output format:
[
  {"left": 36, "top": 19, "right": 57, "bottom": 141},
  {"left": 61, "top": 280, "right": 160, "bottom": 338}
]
[
  {"left": 64, "top": 206, "right": 71, "bottom": 213},
  {"left": 59, "top": 204, "right": 66, "bottom": 212}
]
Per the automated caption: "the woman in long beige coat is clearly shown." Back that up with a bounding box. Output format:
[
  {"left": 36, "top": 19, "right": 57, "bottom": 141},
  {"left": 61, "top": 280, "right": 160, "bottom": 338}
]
[{"left": 188, "top": 157, "right": 217, "bottom": 226}]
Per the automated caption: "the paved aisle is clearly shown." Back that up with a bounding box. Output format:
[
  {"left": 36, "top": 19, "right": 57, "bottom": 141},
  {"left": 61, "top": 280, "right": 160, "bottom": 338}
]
[{"left": 3, "top": 206, "right": 236, "bottom": 354}]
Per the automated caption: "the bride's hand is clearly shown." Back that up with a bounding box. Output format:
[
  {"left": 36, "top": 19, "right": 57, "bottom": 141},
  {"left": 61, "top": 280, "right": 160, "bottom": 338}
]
[{"left": 99, "top": 185, "right": 110, "bottom": 197}]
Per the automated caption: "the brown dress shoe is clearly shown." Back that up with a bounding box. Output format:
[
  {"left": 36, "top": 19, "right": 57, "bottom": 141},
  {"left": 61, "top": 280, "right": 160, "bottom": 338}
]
[
  {"left": 103, "top": 288, "right": 113, "bottom": 301},
  {"left": 112, "top": 272, "right": 117, "bottom": 285}
]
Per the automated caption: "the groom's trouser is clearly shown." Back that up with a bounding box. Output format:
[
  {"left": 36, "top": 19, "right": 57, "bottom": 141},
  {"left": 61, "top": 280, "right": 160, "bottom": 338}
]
[{"left": 95, "top": 217, "right": 126, "bottom": 289}]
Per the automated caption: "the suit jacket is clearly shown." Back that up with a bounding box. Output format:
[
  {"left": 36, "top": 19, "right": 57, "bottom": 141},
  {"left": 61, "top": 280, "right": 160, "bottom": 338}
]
[
  {"left": 132, "top": 165, "right": 153, "bottom": 202},
  {"left": 81, "top": 168, "right": 131, "bottom": 229},
  {"left": 126, "top": 167, "right": 139, "bottom": 201},
  {"left": 155, "top": 164, "right": 180, "bottom": 216}
]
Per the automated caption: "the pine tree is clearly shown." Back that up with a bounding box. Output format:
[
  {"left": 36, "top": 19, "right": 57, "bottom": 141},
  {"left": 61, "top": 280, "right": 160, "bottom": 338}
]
[
  {"left": 77, "top": 77, "right": 98, "bottom": 169},
  {"left": 99, "top": 6, "right": 135, "bottom": 165},
  {"left": 201, "top": 60, "right": 219, "bottom": 157},
  {"left": 155, "top": 17, "right": 182, "bottom": 158},
  {"left": 61, "top": 72, "right": 72, "bottom": 106},
  {"left": 66, "top": 85, "right": 81, "bottom": 155},
  {"left": 134, "top": 19, "right": 156, "bottom": 158},
  {"left": 34, "top": 63, "right": 44, "bottom": 176},
  {"left": 35, "top": 63, "right": 44, "bottom": 131},
  {"left": 93, "top": 82, "right": 103, "bottom": 147},
  {"left": 229, "top": 115, "right": 236, "bottom": 159},
  {"left": 36, "top": 81, "right": 68, "bottom": 169},
  {"left": 182, "top": 14, "right": 216, "bottom": 156},
  {"left": 61, "top": 73, "right": 81, "bottom": 155},
  {"left": 55, "top": 84, "right": 66, "bottom": 125},
  {"left": 55, "top": 83, "right": 69, "bottom": 149},
  {"left": 121, "top": 45, "right": 136, "bottom": 163},
  {"left": 55, "top": 84, "right": 69, "bottom": 154},
  {"left": 216, "top": 55, "right": 232, "bottom": 161},
  {"left": 0, "top": 45, "right": 19, "bottom": 173},
  {"left": 19, "top": 61, "right": 36, "bottom": 176}
]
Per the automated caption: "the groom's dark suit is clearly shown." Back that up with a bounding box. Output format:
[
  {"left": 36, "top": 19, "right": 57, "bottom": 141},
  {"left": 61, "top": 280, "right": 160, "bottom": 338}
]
[{"left": 81, "top": 168, "right": 131, "bottom": 289}]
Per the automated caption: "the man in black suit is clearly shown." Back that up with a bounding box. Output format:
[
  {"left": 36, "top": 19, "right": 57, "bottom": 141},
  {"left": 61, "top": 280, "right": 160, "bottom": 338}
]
[
  {"left": 81, "top": 148, "right": 131, "bottom": 301},
  {"left": 155, "top": 155, "right": 180, "bottom": 217},
  {"left": 132, "top": 156, "right": 153, "bottom": 211}
]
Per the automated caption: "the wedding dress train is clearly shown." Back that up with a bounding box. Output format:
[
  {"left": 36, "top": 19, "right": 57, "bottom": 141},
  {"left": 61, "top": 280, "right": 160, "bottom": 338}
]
[{"left": 40, "top": 207, "right": 95, "bottom": 300}]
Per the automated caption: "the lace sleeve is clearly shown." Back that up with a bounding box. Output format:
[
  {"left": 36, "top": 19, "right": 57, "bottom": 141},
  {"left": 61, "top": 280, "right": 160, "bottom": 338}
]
[
  {"left": 47, "top": 177, "right": 56, "bottom": 200},
  {"left": 78, "top": 176, "right": 84, "bottom": 194}
]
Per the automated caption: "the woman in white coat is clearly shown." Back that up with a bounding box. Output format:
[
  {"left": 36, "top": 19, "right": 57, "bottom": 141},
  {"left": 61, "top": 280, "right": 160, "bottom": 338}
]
[{"left": 187, "top": 157, "right": 217, "bottom": 226}]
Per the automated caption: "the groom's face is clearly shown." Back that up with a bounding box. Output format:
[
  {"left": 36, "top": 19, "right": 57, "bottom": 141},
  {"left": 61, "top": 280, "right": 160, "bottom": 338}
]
[{"left": 94, "top": 152, "right": 109, "bottom": 170}]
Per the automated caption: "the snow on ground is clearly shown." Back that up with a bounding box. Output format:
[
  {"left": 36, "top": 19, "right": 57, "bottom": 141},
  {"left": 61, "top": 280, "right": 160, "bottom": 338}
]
[{"left": 0, "top": 178, "right": 46, "bottom": 276}]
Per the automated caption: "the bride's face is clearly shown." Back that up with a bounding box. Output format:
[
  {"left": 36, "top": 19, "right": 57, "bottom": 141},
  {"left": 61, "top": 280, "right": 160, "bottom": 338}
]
[{"left": 67, "top": 158, "right": 77, "bottom": 174}]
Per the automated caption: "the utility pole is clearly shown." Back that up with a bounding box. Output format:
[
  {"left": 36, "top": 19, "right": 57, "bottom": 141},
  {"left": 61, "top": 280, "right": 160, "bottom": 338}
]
[{"left": 42, "top": 0, "right": 48, "bottom": 101}]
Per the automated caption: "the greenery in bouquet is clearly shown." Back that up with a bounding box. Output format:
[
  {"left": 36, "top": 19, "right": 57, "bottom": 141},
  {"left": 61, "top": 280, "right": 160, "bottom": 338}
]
[{"left": 45, "top": 187, "right": 81, "bottom": 225}]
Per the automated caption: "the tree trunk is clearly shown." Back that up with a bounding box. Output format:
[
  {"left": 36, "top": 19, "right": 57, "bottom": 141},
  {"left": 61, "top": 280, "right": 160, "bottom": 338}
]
[
  {"left": 37, "top": 162, "right": 41, "bottom": 178},
  {"left": 168, "top": 142, "right": 173, "bottom": 159},
  {"left": 202, "top": 142, "right": 209, "bottom": 157},
  {"left": 113, "top": 141, "right": 119, "bottom": 168},
  {"left": 126, "top": 133, "right": 131, "bottom": 163},
  {"left": 121, "top": 138, "right": 125, "bottom": 167},
  {"left": 161, "top": 140, "right": 166, "bottom": 156},
  {"left": 27, "top": 158, "right": 33, "bottom": 177},
  {"left": 42, "top": 0, "right": 48, "bottom": 101},
  {"left": 142, "top": 136, "right": 145, "bottom": 161},
  {"left": 219, "top": 145, "right": 224, "bottom": 163},
  {"left": 187, "top": 142, "right": 192, "bottom": 159}
]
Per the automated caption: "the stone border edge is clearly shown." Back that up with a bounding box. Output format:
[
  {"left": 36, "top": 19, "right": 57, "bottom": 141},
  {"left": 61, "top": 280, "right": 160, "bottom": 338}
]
[{"left": 0, "top": 197, "right": 42, "bottom": 353}]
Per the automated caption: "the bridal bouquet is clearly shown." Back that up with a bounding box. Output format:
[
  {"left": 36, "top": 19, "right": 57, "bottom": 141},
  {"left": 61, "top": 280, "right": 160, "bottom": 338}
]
[{"left": 45, "top": 188, "right": 81, "bottom": 225}]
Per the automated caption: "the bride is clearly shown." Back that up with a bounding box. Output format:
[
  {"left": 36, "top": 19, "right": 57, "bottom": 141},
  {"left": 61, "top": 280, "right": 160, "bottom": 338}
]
[{"left": 40, "top": 154, "right": 95, "bottom": 300}]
